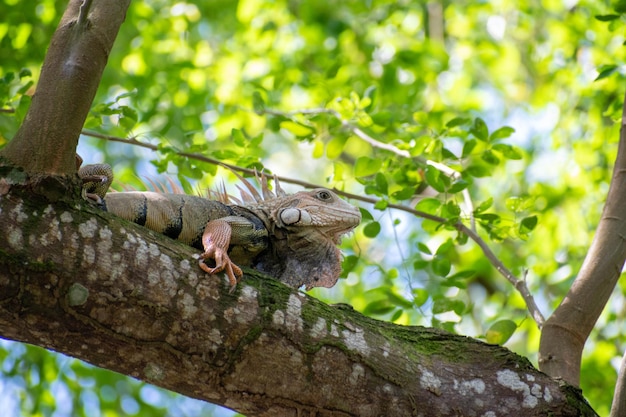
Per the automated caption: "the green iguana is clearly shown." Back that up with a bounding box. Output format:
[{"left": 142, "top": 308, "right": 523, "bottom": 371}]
[{"left": 78, "top": 161, "right": 361, "bottom": 292}]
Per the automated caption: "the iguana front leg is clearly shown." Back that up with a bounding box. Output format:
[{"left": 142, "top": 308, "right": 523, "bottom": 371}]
[
  {"left": 199, "top": 218, "right": 243, "bottom": 291},
  {"left": 199, "top": 215, "right": 268, "bottom": 291}
]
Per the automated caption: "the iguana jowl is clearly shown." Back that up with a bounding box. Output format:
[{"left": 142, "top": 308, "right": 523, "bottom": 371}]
[{"left": 79, "top": 162, "right": 361, "bottom": 291}]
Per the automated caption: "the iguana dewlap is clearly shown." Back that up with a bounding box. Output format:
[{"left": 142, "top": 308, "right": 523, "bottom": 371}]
[{"left": 78, "top": 162, "right": 361, "bottom": 291}]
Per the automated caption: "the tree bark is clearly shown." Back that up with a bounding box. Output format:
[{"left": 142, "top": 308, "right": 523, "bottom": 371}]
[
  {"left": 0, "top": 0, "right": 130, "bottom": 174},
  {"left": 538, "top": 90, "right": 626, "bottom": 386},
  {"left": 0, "top": 174, "right": 597, "bottom": 416}
]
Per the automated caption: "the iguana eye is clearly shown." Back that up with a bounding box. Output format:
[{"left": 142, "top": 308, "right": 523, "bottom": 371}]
[{"left": 316, "top": 190, "right": 332, "bottom": 201}]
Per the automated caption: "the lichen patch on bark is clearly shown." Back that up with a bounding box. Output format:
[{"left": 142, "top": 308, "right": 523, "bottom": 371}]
[{"left": 496, "top": 369, "right": 549, "bottom": 408}]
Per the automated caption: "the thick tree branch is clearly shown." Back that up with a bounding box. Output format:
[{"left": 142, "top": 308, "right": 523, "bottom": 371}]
[
  {"left": 0, "top": 0, "right": 130, "bottom": 174},
  {"left": 539, "top": 90, "right": 626, "bottom": 386},
  {"left": 0, "top": 174, "right": 595, "bottom": 416}
]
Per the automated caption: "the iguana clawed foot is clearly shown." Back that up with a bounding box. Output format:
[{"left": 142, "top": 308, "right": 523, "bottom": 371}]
[{"left": 199, "top": 219, "right": 243, "bottom": 292}]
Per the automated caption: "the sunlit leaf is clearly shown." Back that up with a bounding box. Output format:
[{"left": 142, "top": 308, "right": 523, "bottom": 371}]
[
  {"left": 474, "top": 197, "right": 493, "bottom": 214},
  {"left": 446, "top": 117, "right": 470, "bottom": 128},
  {"left": 355, "top": 156, "right": 382, "bottom": 177},
  {"left": 520, "top": 215, "right": 538, "bottom": 235},
  {"left": 489, "top": 126, "right": 515, "bottom": 141},
  {"left": 492, "top": 143, "right": 523, "bottom": 160},
  {"left": 363, "top": 221, "right": 381, "bottom": 238},
  {"left": 280, "top": 120, "right": 315, "bottom": 137},
  {"left": 485, "top": 320, "right": 517, "bottom": 345},
  {"left": 595, "top": 65, "right": 619, "bottom": 81},
  {"left": 470, "top": 117, "right": 489, "bottom": 141},
  {"left": 415, "top": 197, "right": 441, "bottom": 214}
]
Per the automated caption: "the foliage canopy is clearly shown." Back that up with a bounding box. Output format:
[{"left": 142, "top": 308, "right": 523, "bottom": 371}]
[{"left": 1, "top": 0, "right": 625, "bottom": 415}]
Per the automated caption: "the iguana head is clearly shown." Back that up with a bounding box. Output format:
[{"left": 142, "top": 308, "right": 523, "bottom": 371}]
[{"left": 270, "top": 188, "right": 361, "bottom": 243}]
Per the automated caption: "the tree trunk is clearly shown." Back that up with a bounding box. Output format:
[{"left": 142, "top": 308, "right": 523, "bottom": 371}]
[
  {"left": 0, "top": 0, "right": 130, "bottom": 174},
  {"left": 0, "top": 173, "right": 596, "bottom": 416}
]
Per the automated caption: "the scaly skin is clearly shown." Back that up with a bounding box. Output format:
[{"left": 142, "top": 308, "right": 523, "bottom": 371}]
[{"left": 79, "top": 162, "right": 361, "bottom": 291}]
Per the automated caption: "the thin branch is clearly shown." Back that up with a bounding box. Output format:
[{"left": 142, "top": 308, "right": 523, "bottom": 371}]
[
  {"left": 80, "top": 129, "right": 545, "bottom": 327},
  {"left": 610, "top": 349, "right": 626, "bottom": 417},
  {"left": 264, "top": 107, "right": 412, "bottom": 158}
]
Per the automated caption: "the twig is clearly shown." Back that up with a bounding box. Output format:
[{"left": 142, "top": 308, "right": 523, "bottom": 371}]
[
  {"left": 610, "top": 349, "right": 626, "bottom": 417},
  {"left": 264, "top": 107, "right": 412, "bottom": 158},
  {"left": 80, "top": 129, "right": 545, "bottom": 327}
]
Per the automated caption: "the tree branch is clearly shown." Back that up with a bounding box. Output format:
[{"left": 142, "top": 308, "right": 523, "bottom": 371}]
[
  {"left": 0, "top": 175, "right": 595, "bottom": 416},
  {"left": 539, "top": 90, "right": 626, "bottom": 386}
]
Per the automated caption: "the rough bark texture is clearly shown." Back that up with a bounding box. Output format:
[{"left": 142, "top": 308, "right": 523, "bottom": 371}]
[
  {"left": 0, "top": 0, "right": 130, "bottom": 174},
  {"left": 538, "top": 91, "right": 626, "bottom": 387},
  {"left": 0, "top": 171, "right": 597, "bottom": 416}
]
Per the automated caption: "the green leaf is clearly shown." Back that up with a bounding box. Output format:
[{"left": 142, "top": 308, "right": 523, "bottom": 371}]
[
  {"left": 462, "top": 139, "right": 477, "bottom": 157},
  {"left": 412, "top": 289, "right": 429, "bottom": 307},
  {"left": 481, "top": 149, "right": 500, "bottom": 165},
  {"left": 475, "top": 213, "right": 500, "bottom": 222},
  {"left": 432, "top": 256, "right": 451, "bottom": 277},
  {"left": 327, "top": 136, "right": 347, "bottom": 159},
  {"left": 424, "top": 165, "right": 449, "bottom": 192},
  {"left": 446, "top": 117, "right": 470, "bottom": 128},
  {"left": 442, "top": 201, "right": 461, "bottom": 218},
  {"left": 417, "top": 242, "right": 432, "bottom": 254},
  {"left": 359, "top": 207, "right": 374, "bottom": 221},
  {"left": 595, "top": 14, "right": 620, "bottom": 21},
  {"left": 506, "top": 196, "right": 533, "bottom": 212},
  {"left": 15, "top": 94, "right": 31, "bottom": 123},
  {"left": 363, "top": 299, "right": 395, "bottom": 316},
  {"left": 390, "top": 309, "right": 403, "bottom": 322},
  {"left": 231, "top": 128, "right": 246, "bottom": 147},
  {"left": 492, "top": 143, "right": 523, "bottom": 160},
  {"left": 355, "top": 156, "right": 382, "bottom": 177},
  {"left": 252, "top": 91, "right": 265, "bottom": 114},
  {"left": 595, "top": 64, "right": 619, "bottom": 81},
  {"left": 392, "top": 187, "right": 416, "bottom": 200},
  {"left": 615, "top": 0, "right": 626, "bottom": 14},
  {"left": 448, "top": 270, "right": 475, "bottom": 280},
  {"left": 375, "top": 172, "right": 388, "bottom": 194},
  {"left": 470, "top": 117, "right": 489, "bottom": 141},
  {"left": 415, "top": 197, "right": 441, "bottom": 214},
  {"left": 19, "top": 68, "right": 32, "bottom": 78},
  {"left": 520, "top": 215, "right": 538, "bottom": 235},
  {"left": 280, "top": 120, "right": 315, "bottom": 137},
  {"left": 448, "top": 178, "right": 469, "bottom": 193},
  {"left": 489, "top": 126, "right": 515, "bottom": 141},
  {"left": 432, "top": 299, "right": 465, "bottom": 315},
  {"left": 485, "top": 320, "right": 517, "bottom": 345},
  {"left": 465, "top": 164, "right": 493, "bottom": 177},
  {"left": 119, "top": 106, "right": 137, "bottom": 130},
  {"left": 363, "top": 85, "right": 378, "bottom": 111},
  {"left": 374, "top": 199, "right": 388, "bottom": 210},
  {"left": 363, "top": 221, "right": 381, "bottom": 238},
  {"left": 341, "top": 255, "right": 359, "bottom": 275},
  {"left": 474, "top": 197, "right": 493, "bottom": 214}
]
